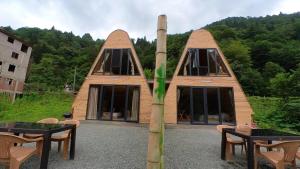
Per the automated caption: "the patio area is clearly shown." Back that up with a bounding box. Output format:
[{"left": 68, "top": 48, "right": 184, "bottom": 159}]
[{"left": 0, "top": 121, "right": 288, "bottom": 169}]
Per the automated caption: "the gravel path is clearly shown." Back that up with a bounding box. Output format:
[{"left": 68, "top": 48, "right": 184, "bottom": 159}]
[{"left": 0, "top": 121, "right": 292, "bottom": 169}]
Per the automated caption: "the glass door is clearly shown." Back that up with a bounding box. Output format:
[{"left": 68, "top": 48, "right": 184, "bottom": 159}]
[
  {"left": 206, "top": 88, "right": 221, "bottom": 124},
  {"left": 112, "top": 86, "right": 126, "bottom": 121},
  {"left": 99, "top": 86, "right": 113, "bottom": 120},
  {"left": 125, "top": 86, "right": 140, "bottom": 122},
  {"left": 190, "top": 87, "right": 230, "bottom": 124},
  {"left": 191, "top": 88, "right": 206, "bottom": 124}
]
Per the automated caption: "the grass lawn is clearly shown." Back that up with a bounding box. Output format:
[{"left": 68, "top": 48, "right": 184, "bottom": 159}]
[
  {"left": 0, "top": 93, "right": 294, "bottom": 131},
  {"left": 0, "top": 92, "right": 73, "bottom": 122},
  {"left": 248, "top": 96, "right": 280, "bottom": 128}
]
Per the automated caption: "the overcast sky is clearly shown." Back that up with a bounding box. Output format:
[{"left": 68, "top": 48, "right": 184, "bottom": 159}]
[{"left": 1, "top": 0, "right": 300, "bottom": 40}]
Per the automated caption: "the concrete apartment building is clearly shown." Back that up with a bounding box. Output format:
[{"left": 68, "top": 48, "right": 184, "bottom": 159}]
[{"left": 0, "top": 29, "right": 32, "bottom": 96}]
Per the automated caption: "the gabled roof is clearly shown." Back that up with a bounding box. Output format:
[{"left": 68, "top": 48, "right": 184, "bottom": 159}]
[
  {"left": 172, "top": 29, "right": 236, "bottom": 78},
  {"left": 88, "top": 29, "right": 146, "bottom": 78}
]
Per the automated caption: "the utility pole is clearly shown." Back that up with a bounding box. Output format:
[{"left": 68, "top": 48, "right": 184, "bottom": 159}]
[
  {"left": 147, "top": 15, "right": 167, "bottom": 169},
  {"left": 73, "top": 66, "right": 76, "bottom": 92}
]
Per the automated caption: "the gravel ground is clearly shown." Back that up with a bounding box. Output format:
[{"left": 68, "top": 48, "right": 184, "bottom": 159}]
[{"left": 0, "top": 121, "right": 298, "bottom": 169}]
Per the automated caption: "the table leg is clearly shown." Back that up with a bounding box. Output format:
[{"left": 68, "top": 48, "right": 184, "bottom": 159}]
[
  {"left": 40, "top": 133, "right": 51, "bottom": 169},
  {"left": 221, "top": 129, "right": 226, "bottom": 160},
  {"left": 247, "top": 138, "right": 254, "bottom": 169},
  {"left": 70, "top": 126, "right": 76, "bottom": 160}
]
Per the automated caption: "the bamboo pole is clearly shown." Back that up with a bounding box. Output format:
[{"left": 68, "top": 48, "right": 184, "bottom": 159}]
[{"left": 147, "top": 15, "right": 167, "bottom": 169}]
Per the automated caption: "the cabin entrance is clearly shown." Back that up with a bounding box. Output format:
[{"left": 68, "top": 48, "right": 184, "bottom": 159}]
[
  {"left": 177, "top": 86, "right": 235, "bottom": 125},
  {"left": 86, "top": 85, "right": 140, "bottom": 122}
]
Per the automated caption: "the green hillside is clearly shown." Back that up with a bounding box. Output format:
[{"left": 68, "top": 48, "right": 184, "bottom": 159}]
[{"left": 1, "top": 12, "right": 300, "bottom": 97}]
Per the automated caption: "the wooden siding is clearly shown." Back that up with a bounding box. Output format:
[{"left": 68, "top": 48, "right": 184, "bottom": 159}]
[
  {"left": 164, "top": 29, "right": 253, "bottom": 125},
  {"left": 72, "top": 30, "right": 152, "bottom": 123},
  {"left": 73, "top": 29, "right": 253, "bottom": 125}
]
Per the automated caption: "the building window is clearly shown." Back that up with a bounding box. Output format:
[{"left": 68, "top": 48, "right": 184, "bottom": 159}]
[
  {"left": 7, "top": 37, "right": 14, "bottom": 43},
  {"left": 179, "top": 48, "right": 229, "bottom": 76},
  {"left": 8, "top": 64, "right": 16, "bottom": 72},
  {"left": 21, "top": 44, "right": 29, "bottom": 53},
  {"left": 94, "top": 48, "right": 140, "bottom": 76},
  {"left": 5, "top": 78, "right": 13, "bottom": 85},
  {"left": 11, "top": 52, "right": 19, "bottom": 59}
]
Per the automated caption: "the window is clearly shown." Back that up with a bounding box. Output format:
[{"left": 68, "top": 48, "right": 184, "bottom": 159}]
[
  {"left": 0, "top": 61, "right": 2, "bottom": 73},
  {"left": 179, "top": 48, "right": 229, "bottom": 76},
  {"left": 5, "top": 78, "right": 13, "bottom": 85},
  {"left": 86, "top": 85, "right": 140, "bottom": 122},
  {"left": 7, "top": 37, "right": 14, "bottom": 43},
  {"left": 8, "top": 79, "right": 12, "bottom": 85},
  {"left": 21, "top": 44, "right": 29, "bottom": 53},
  {"left": 11, "top": 52, "right": 19, "bottom": 59},
  {"left": 94, "top": 49, "right": 140, "bottom": 76},
  {"left": 8, "top": 64, "right": 16, "bottom": 72},
  {"left": 177, "top": 87, "right": 235, "bottom": 124}
]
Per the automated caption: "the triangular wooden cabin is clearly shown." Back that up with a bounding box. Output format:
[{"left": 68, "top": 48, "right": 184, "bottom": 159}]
[
  {"left": 164, "top": 29, "right": 253, "bottom": 125},
  {"left": 72, "top": 30, "right": 152, "bottom": 123},
  {"left": 73, "top": 29, "right": 252, "bottom": 125}
]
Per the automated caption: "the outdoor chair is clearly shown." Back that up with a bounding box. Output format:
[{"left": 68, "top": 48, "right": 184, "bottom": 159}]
[
  {"left": 22, "top": 118, "right": 59, "bottom": 157},
  {"left": 216, "top": 125, "right": 246, "bottom": 160},
  {"left": 0, "top": 133, "right": 42, "bottom": 169},
  {"left": 23, "top": 118, "right": 59, "bottom": 139},
  {"left": 254, "top": 140, "right": 300, "bottom": 169},
  {"left": 51, "top": 119, "right": 80, "bottom": 160}
]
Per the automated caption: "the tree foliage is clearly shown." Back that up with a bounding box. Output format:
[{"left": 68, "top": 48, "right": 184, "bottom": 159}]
[{"left": 1, "top": 12, "right": 300, "bottom": 97}]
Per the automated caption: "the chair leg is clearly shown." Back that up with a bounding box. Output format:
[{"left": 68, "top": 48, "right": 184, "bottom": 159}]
[
  {"left": 244, "top": 142, "right": 248, "bottom": 155},
  {"left": 275, "top": 162, "right": 284, "bottom": 169},
  {"left": 58, "top": 141, "right": 62, "bottom": 152},
  {"left": 10, "top": 158, "right": 21, "bottom": 169},
  {"left": 63, "top": 139, "right": 70, "bottom": 160},
  {"left": 36, "top": 140, "right": 43, "bottom": 157},
  {"left": 225, "top": 142, "right": 233, "bottom": 161},
  {"left": 232, "top": 144, "right": 235, "bottom": 155},
  {"left": 291, "top": 160, "right": 296, "bottom": 169},
  {"left": 241, "top": 144, "right": 244, "bottom": 154},
  {"left": 254, "top": 158, "right": 258, "bottom": 169}
]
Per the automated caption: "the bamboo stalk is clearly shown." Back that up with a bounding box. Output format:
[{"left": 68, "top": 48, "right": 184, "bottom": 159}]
[{"left": 147, "top": 15, "right": 167, "bottom": 169}]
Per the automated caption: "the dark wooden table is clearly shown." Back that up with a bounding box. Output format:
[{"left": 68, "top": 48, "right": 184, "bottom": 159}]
[
  {"left": 0, "top": 122, "right": 76, "bottom": 169},
  {"left": 221, "top": 128, "right": 300, "bottom": 169}
]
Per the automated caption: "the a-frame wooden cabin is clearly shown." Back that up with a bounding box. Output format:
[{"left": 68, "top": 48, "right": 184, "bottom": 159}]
[
  {"left": 72, "top": 30, "right": 152, "bottom": 123},
  {"left": 164, "top": 29, "right": 253, "bottom": 125}
]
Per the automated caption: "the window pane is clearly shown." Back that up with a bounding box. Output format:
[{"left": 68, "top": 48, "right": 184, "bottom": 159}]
[
  {"left": 111, "top": 49, "right": 121, "bottom": 74},
  {"left": 207, "top": 88, "right": 220, "bottom": 123},
  {"left": 87, "top": 86, "right": 99, "bottom": 120},
  {"left": 190, "top": 51, "right": 199, "bottom": 75},
  {"left": 216, "top": 52, "right": 229, "bottom": 75},
  {"left": 121, "top": 49, "right": 129, "bottom": 75},
  {"left": 199, "top": 49, "right": 208, "bottom": 66},
  {"left": 100, "top": 86, "right": 113, "bottom": 120},
  {"left": 103, "top": 50, "right": 112, "bottom": 74},
  {"left": 126, "top": 86, "right": 139, "bottom": 121},
  {"left": 208, "top": 49, "right": 217, "bottom": 74},
  {"left": 177, "top": 87, "right": 191, "bottom": 122},
  {"left": 192, "top": 88, "right": 205, "bottom": 123},
  {"left": 112, "top": 86, "right": 126, "bottom": 121},
  {"left": 127, "top": 50, "right": 139, "bottom": 75},
  {"left": 220, "top": 88, "right": 235, "bottom": 124}
]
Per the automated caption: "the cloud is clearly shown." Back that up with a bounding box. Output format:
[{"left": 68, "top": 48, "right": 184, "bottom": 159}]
[{"left": 0, "top": 0, "right": 298, "bottom": 40}]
